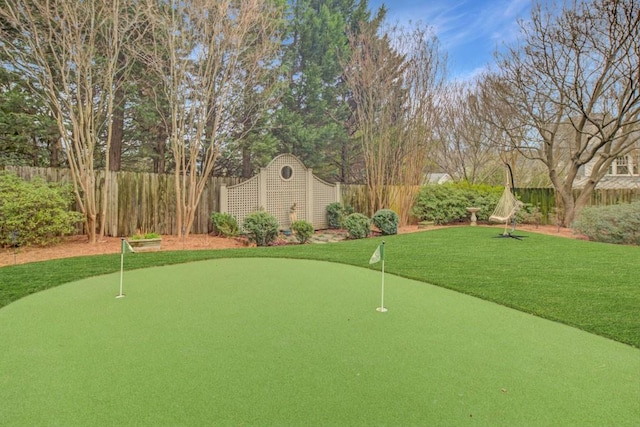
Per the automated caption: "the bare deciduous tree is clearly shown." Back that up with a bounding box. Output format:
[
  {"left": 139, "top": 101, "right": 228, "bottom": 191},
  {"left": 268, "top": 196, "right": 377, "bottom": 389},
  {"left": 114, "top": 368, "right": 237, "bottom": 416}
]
[
  {"left": 344, "top": 22, "right": 406, "bottom": 216},
  {"left": 478, "top": 74, "right": 553, "bottom": 188},
  {"left": 140, "top": 0, "right": 284, "bottom": 236},
  {"left": 0, "top": 0, "right": 140, "bottom": 242},
  {"left": 344, "top": 22, "right": 445, "bottom": 224},
  {"left": 433, "top": 81, "right": 504, "bottom": 184},
  {"left": 490, "top": 0, "right": 640, "bottom": 226},
  {"left": 394, "top": 25, "right": 446, "bottom": 224}
]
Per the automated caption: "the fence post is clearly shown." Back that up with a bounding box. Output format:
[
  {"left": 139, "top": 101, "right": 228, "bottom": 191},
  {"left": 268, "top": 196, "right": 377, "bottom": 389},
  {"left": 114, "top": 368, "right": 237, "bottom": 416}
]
[
  {"left": 306, "top": 169, "right": 313, "bottom": 223},
  {"left": 220, "top": 184, "right": 228, "bottom": 214}
]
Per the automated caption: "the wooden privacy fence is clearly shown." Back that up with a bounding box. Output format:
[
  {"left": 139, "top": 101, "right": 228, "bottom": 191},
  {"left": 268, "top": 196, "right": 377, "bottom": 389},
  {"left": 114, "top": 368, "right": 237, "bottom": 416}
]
[
  {"left": 515, "top": 188, "right": 557, "bottom": 224},
  {"left": 584, "top": 188, "right": 640, "bottom": 205},
  {"left": 341, "top": 184, "right": 421, "bottom": 224},
  {"left": 3, "top": 165, "right": 639, "bottom": 234},
  {"left": 1, "top": 166, "right": 240, "bottom": 236},
  {"left": 516, "top": 187, "right": 640, "bottom": 223},
  {"left": 517, "top": 187, "right": 640, "bottom": 207},
  {"left": 342, "top": 184, "right": 640, "bottom": 225}
]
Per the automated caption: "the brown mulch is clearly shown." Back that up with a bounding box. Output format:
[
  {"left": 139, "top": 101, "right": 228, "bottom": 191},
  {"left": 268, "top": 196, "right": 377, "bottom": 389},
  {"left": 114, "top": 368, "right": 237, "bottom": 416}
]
[{"left": 0, "top": 224, "right": 585, "bottom": 267}]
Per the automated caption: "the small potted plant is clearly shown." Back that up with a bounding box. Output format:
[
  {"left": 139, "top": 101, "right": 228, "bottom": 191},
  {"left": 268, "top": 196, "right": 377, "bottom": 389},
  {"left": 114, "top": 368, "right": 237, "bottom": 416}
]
[{"left": 127, "top": 232, "right": 162, "bottom": 251}]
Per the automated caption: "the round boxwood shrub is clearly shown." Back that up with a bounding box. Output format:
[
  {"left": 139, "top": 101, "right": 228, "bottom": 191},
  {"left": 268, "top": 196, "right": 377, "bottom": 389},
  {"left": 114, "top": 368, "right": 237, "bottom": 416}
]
[
  {"left": 291, "top": 220, "right": 314, "bottom": 244},
  {"left": 243, "top": 210, "right": 279, "bottom": 246},
  {"left": 343, "top": 213, "right": 371, "bottom": 239},
  {"left": 372, "top": 209, "right": 399, "bottom": 235},
  {"left": 210, "top": 212, "right": 239, "bottom": 237},
  {"left": 326, "top": 202, "right": 354, "bottom": 229},
  {"left": 0, "top": 172, "right": 83, "bottom": 247}
]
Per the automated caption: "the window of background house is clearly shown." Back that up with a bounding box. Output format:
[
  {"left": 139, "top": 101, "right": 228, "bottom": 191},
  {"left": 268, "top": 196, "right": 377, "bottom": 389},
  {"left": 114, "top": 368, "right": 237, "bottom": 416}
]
[{"left": 615, "top": 156, "right": 629, "bottom": 175}]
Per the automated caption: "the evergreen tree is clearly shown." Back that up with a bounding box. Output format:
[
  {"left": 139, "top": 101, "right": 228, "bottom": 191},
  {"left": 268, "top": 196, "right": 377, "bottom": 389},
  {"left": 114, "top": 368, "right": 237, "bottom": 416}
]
[
  {"left": 0, "top": 68, "right": 60, "bottom": 166},
  {"left": 273, "top": 0, "right": 383, "bottom": 181}
]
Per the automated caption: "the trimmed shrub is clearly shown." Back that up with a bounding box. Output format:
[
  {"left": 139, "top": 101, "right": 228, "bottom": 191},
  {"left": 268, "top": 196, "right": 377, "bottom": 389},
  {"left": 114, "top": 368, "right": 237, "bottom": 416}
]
[
  {"left": 372, "top": 209, "right": 399, "bottom": 235},
  {"left": 291, "top": 220, "right": 314, "bottom": 244},
  {"left": 210, "top": 212, "right": 239, "bottom": 237},
  {"left": 572, "top": 202, "right": 640, "bottom": 245},
  {"left": 411, "top": 185, "right": 467, "bottom": 225},
  {"left": 516, "top": 204, "right": 542, "bottom": 225},
  {"left": 243, "top": 210, "right": 279, "bottom": 246},
  {"left": 411, "top": 183, "right": 502, "bottom": 225},
  {"left": 343, "top": 213, "right": 371, "bottom": 239},
  {"left": 0, "top": 172, "right": 83, "bottom": 247},
  {"left": 326, "top": 202, "right": 354, "bottom": 229}
]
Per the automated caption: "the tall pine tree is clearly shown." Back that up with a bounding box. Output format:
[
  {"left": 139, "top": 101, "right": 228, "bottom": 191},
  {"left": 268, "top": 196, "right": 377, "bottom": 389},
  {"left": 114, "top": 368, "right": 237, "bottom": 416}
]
[{"left": 273, "top": 0, "right": 383, "bottom": 181}]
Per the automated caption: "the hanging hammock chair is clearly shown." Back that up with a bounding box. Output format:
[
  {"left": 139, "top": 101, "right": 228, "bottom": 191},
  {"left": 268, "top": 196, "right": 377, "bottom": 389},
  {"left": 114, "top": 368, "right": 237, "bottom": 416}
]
[{"left": 489, "top": 164, "right": 524, "bottom": 238}]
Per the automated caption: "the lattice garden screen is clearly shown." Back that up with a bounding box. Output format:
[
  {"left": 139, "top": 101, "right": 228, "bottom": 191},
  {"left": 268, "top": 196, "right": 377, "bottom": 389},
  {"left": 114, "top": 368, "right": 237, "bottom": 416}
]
[{"left": 219, "top": 154, "right": 341, "bottom": 230}]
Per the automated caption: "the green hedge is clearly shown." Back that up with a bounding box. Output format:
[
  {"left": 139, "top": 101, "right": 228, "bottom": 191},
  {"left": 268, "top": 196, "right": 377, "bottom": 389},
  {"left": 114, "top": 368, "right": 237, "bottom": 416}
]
[
  {"left": 0, "top": 172, "right": 83, "bottom": 247},
  {"left": 411, "top": 183, "right": 502, "bottom": 225},
  {"left": 572, "top": 202, "right": 640, "bottom": 245}
]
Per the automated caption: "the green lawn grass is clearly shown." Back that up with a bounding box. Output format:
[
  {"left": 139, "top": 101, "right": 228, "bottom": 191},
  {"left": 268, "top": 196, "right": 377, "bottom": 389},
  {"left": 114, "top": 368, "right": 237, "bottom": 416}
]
[
  {"left": 2, "top": 227, "right": 639, "bottom": 348},
  {"left": 1, "top": 258, "right": 638, "bottom": 426}
]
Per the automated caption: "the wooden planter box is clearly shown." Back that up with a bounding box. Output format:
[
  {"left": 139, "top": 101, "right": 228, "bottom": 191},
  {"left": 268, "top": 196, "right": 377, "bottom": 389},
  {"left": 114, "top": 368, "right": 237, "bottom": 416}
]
[{"left": 127, "top": 238, "right": 162, "bottom": 251}]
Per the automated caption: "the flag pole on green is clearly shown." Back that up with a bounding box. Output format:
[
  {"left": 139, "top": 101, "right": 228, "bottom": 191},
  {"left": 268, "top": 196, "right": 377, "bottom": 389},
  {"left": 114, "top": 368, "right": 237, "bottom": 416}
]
[
  {"left": 369, "top": 241, "right": 387, "bottom": 312},
  {"left": 118, "top": 238, "right": 135, "bottom": 299}
]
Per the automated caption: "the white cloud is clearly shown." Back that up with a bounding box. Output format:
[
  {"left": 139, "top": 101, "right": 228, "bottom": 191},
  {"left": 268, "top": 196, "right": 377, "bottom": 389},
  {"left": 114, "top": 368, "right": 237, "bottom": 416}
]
[{"left": 372, "top": 0, "right": 531, "bottom": 78}]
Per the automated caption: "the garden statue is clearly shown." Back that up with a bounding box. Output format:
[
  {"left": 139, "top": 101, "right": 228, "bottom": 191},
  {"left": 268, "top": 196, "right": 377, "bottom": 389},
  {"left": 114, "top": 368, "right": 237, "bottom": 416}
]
[{"left": 289, "top": 203, "right": 297, "bottom": 229}]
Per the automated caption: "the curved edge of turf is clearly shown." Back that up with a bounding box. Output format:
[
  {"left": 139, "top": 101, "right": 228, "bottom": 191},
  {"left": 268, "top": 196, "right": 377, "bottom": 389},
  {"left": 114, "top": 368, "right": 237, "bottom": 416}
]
[{"left": 2, "top": 227, "right": 639, "bottom": 349}]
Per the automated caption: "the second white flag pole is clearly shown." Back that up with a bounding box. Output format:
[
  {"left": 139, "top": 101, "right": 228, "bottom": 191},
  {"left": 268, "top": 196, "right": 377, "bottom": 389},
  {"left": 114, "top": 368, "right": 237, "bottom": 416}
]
[{"left": 369, "top": 241, "right": 387, "bottom": 312}]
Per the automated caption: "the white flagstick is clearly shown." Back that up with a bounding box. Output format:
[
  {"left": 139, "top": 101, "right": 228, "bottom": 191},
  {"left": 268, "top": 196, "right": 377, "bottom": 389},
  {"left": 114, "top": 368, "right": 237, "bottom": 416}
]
[
  {"left": 116, "top": 238, "right": 126, "bottom": 298},
  {"left": 376, "top": 241, "right": 387, "bottom": 312},
  {"left": 376, "top": 257, "right": 387, "bottom": 312}
]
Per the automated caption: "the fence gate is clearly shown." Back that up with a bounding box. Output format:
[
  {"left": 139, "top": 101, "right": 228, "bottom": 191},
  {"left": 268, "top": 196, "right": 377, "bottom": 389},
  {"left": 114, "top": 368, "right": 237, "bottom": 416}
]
[{"left": 219, "top": 154, "right": 341, "bottom": 230}]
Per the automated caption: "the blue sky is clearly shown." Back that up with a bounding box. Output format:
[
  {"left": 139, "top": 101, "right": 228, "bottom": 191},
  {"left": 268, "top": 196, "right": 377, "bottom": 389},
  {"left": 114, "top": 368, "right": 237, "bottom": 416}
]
[{"left": 369, "top": 0, "right": 531, "bottom": 80}]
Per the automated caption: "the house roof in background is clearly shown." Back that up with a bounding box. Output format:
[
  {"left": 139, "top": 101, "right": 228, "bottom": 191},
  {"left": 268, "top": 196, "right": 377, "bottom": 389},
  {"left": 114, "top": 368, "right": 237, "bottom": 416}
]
[{"left": 424, "top": 173, "right": 453, "bottom": 185}]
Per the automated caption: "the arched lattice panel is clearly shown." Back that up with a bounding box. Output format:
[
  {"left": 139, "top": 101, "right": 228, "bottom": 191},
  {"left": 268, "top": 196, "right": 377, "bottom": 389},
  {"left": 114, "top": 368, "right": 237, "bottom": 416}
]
[
  {"left": 226, "top": 175, "right": 259, "bottom": 228},
  {"left": 313, "top": 176, "right": 336, "bottom": 229},
  {"left": 219, "top": 154, "right": 340, "bottom": 231},
  {"left": 265, "top": 154, "right": 308, "bottom": 229}
]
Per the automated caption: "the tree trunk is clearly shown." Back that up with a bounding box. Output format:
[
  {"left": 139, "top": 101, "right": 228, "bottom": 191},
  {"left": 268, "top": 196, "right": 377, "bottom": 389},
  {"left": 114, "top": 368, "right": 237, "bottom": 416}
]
[
  {"left": 340, "top": 142, "right": 348, "bottom": 183},
  {"left": 109, "top": 84, "right": 125, "bottom": 171},
  {"left": 31, "top": 136, "right": 39, "bottom": 166},
  {"left": 85, "top": 214, "right": 97, "bottom": 244},
  {"left": 565, "top": 181, "right": 597, "bottom": 227},
  {"left": 153, "top": 126, "right": 167, "bottom": 174},
  {"left": 242, "top": 146, "right": 252, "bottom": 178},
  {"left": 174, "top": 168, "right": 183, "bottom": 237},
  {"left": 48, "top": 137, "right": 60, "bottom": 167},
  {"left": 557, "top": 185, "right": 592, "bottom": 227}
]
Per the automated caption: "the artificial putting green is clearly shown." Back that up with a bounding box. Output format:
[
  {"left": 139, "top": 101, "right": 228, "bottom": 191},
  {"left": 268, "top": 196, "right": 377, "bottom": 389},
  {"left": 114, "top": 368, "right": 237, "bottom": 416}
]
[{"left": 1, "top": 258, "right": 638, "bottom": 426}]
